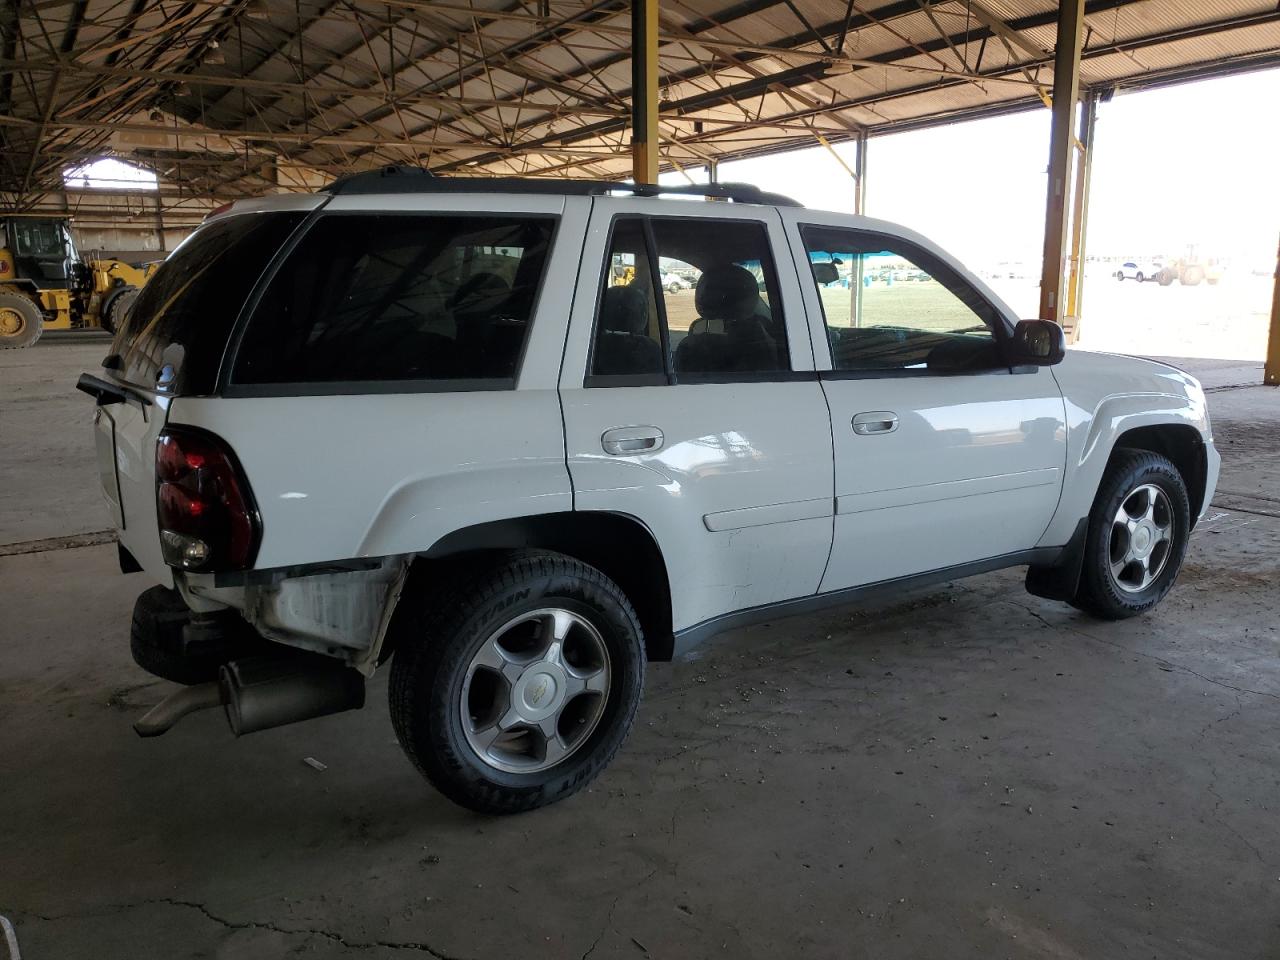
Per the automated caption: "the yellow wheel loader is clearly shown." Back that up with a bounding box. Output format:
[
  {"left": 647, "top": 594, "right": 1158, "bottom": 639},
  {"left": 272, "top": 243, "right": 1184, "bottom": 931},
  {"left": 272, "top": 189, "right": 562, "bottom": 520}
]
[{"left": 0, "top": 214, "right": 157, "bottom": 349}]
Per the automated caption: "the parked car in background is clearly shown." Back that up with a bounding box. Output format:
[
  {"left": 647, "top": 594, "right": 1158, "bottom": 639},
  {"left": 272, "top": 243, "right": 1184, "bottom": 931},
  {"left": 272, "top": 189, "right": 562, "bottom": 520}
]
[
  {"left": 1115, "top": 261, "right": 1159, "bottom": 282},
  {"left": 661, "top": 271, "right": 691, "bottom": 294},
  {"left": 78, "top": 170, "right": 1219, "bottom": 815}
]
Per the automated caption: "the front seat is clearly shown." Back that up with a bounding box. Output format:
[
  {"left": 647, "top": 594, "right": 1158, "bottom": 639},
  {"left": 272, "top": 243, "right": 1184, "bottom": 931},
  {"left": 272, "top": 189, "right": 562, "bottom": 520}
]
[
  {"left": 675, "top": 264, "right": 779, "bottom": 374},
  {"left": 592, "top": 284, "right": 663, "bottom": 376}
]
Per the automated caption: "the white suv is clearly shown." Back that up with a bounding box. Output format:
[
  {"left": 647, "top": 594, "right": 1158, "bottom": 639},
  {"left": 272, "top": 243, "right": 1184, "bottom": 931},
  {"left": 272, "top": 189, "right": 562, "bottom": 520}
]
[{"left": 79, "top": 168, "right": 1219, "bottom": 814}]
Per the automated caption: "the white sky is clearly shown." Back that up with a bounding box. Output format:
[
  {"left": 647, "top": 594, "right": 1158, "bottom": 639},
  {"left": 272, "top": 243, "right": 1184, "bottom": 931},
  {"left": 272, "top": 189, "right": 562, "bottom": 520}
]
[
  {"left": 665, "top": 68, "right": 1280, "bottom": 273},
  {"left": 63, "top": 157, "right": 158, "bottom": 190}
]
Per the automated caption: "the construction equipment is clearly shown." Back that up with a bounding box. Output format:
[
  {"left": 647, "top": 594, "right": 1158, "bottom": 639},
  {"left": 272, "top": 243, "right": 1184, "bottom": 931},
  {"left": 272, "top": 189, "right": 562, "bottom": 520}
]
[
  {"left": 1153, "top": 245, "right": 1220, "bottom": 288},
  {"left": 0, "top": 214, "right": 157, "bottom": 349}
]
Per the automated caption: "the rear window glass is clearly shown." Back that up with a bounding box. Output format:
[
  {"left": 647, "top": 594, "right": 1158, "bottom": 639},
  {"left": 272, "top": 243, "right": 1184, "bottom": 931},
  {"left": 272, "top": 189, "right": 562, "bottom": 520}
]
[
  {"left": 109, "top": 211, "right": 304, "bottom": 393},
  {"left": 231, "top": 214, "right": 555, "bottom": 387}
]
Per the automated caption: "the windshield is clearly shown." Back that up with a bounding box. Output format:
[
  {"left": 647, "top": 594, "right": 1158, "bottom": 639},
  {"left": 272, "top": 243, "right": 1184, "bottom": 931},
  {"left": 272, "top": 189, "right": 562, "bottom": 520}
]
[
  {"left": 108, "top": 211, "right": 304, "bottom": 393},
  {"left": 11, "top": 219, "right": 67, "bottom": 257}
]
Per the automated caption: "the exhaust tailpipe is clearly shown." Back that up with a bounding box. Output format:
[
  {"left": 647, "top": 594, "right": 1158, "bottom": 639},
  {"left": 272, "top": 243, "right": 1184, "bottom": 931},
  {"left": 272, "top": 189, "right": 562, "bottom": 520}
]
[
  {"left": 133, "top": 681, "right": 224, "bottom": 737},
  {"left": 220, "top": 654, "right": 365, "bottom": 736},
  {"left": 132, "top": 653, "right": 365, "bottom": 738}
]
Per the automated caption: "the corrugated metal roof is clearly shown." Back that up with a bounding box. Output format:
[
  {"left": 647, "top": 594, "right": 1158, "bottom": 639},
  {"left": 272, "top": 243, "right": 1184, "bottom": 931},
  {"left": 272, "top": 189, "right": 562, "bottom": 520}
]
[{"left": 1, "top": 0, "right": 1277, "bottom": 196}]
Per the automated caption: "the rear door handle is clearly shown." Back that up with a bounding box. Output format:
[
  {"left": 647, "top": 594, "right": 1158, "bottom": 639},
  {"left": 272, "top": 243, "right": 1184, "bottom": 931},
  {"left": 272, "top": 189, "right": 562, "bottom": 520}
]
[
  {"left": 601, "top": 426, "right": 664, "bottom": 456},
  {"left": 852, "top": 411, "right": 898, "bottom": 435}
]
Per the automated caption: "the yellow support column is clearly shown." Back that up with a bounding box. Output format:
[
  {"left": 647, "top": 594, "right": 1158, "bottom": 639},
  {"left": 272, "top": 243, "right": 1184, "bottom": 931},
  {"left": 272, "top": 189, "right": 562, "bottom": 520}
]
[
  {"left": 1038, "top": 0, "right": 1085, "bottom": 325},
  {"left": 1063, "top": 93, "right": 1097, "bottom": 343},
  {"left": 1266, "top": 233, "right": 1280, "bottom": 386},
  {"left": 631, "top": 0, "right": 660, "bottom": 185}
]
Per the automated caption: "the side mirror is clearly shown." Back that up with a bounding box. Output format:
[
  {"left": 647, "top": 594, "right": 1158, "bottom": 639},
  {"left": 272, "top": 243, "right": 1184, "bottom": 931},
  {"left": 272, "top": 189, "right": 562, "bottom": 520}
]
[
  {"left": 1009, "top": 319, "right": 1065, "bottom": 366},
  {"left": 811, "top": 261, "right": 840, "bottom": 285}
]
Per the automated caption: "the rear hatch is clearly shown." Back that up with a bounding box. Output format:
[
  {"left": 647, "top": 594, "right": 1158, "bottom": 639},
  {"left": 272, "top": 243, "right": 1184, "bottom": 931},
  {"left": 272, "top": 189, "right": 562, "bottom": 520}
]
[{"left": 83, "top": 203, "right": 316, "bottom": 584}]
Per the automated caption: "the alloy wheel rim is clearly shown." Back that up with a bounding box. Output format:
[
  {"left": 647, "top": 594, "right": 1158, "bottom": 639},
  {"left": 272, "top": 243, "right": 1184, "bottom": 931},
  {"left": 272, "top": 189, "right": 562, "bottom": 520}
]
[
  {"left": 460, "top": 607, "right": 611, "bottom": 774},
  {"left": 1108, "top": 483, "right": 1175, "bottom": 593}
]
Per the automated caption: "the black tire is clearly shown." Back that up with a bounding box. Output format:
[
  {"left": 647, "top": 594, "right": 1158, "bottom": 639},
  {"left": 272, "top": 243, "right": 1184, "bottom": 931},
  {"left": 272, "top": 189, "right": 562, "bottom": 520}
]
[
  {"left": 1073, "top": 449, "right": 1191, "bottom": 620},
  {"left": 131, "top": 586, "right": 208, "bottom": 684},
  {"left": 389, "top": 551, "right": 645, "bottom": 814},
  {"left": 1115, "top": 272, "right": 1124, "bottom": 281},
  {"left": 0, "top": 290, "right": 43, "bottom": 349},
  {"left": 668, "top": 282, "right": 680, "bottom": 295},
  {"left": 1136, "top": 271, "right": 1144, "bottom": 283},
  {"left": 101, "top": 286, "right": 139, "bottom": 334},
  {"left": 131, "top": 585, "right": 265, "bottom": 684}
]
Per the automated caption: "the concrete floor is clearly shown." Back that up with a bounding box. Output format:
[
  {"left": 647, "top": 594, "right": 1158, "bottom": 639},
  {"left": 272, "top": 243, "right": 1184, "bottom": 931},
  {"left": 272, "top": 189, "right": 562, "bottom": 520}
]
[{"left": 2, "top": 341, "right": 1278, "bottom": 959}]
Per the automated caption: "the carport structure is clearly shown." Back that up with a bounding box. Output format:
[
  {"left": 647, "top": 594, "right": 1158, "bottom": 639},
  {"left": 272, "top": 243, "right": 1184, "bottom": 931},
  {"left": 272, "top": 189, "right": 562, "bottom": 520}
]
[{"left": 2, "top": 0, "right": 1279, "bottom": 354}]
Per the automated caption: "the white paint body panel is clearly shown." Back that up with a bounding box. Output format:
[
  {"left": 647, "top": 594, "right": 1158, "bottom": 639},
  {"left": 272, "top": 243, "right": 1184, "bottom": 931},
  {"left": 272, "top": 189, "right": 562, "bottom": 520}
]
[
  {"left": 1040, "top": 351, "right": 1219, "bottom": 543},
  {"left": 169, "top": 390, "right": 571, "bottom": 567},
  {"left": 559, "top": 197, "right": 833, "bottom": 631},
  {"left": 778, "top": 208, "right": 1066, "bottom": 588},
  {"left": 819, "top": 373, "right": 1066, "bottom": 588},
  {"left": 94, "top": 391, "right": 174, "bottom": 587}
]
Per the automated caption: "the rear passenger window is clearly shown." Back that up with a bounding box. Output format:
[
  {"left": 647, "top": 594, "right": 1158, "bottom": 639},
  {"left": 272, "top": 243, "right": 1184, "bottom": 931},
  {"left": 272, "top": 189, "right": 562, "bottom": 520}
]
[
  {"left": 233, "top": 214, "right": 554, "bottom": 387},
  {"left": 589, "top": 219, "right": 665, "bottom": 382},
  {"left": 587, "top": 216, "right": 790, "bottom": 385}
]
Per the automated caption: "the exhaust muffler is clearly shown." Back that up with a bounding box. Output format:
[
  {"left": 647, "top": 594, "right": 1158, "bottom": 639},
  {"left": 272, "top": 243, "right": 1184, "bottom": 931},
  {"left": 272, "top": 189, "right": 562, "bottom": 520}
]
[
  {"left": 132, "top": 653, "right": 365, "bottom": 738},
  {"left": 220, "top": 654, "right": 365, "bottom": 736}
]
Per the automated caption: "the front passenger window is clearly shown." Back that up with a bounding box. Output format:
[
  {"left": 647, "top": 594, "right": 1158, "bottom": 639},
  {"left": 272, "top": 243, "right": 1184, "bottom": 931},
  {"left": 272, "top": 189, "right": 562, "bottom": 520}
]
[{"left": 801, "top": 225, "right": 1005, "bottom": 374}]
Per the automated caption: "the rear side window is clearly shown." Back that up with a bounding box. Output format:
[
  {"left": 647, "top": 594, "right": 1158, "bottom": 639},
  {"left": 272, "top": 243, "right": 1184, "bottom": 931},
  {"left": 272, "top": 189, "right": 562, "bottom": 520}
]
[
  {"left": 587, "top": 215, "right": 791, "bottom": 386},
  {"left": 109, "top": 212, "right": 305, "bottom": 393},
  {"left": 231, "top": 214, "right": 555, "bottom": 388}
]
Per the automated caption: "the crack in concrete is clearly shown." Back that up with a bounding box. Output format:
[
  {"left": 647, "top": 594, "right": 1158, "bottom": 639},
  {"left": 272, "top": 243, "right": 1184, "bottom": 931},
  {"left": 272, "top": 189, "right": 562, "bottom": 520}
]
[
  {"left": 17, "top": 898, "right": 468, "bottom": 958},
  {"left": 0, "top": 530, "right": 115, "bottom": 558},
  {"left": 580, "top": 867, "right": 658, "bottom": 960},
  {"left": 580, "top": 896, "right": 620, "bottom": 960}
]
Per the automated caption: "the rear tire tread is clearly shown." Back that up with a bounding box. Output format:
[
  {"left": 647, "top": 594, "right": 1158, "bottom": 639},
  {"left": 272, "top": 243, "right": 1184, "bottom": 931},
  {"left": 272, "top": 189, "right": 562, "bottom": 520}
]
[{"left": 389, "top": 551, "right": 644, "bottom": 815}]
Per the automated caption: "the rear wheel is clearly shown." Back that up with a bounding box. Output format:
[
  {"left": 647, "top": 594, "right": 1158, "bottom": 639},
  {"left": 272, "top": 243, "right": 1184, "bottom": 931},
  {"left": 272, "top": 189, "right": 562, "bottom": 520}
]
[
  {"left": 390, "top": 552, "right": 645, "bottom": 814},
  {"left": 0, "top": 291, "right": 43, "bottom": 349},
  {"left": 101, "top": 286, "right": 139, "bottom": 334},
  {"left": 1074, "top": 449, "right": 1191, "bottom": 620},
  {"left": 1136, "top": 271, "right": 1145, "bottom": 283}
]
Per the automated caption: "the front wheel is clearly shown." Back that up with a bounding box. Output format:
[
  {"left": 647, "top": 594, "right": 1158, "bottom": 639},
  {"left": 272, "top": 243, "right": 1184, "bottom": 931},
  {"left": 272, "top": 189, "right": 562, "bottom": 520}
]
[
  {"left": 1074, "top": 449, "right": 1191, "bottom": 620},
  {"left": 1136, "top": 272, "right": 1145, "bottom": 283},
  {"left": 668, "top": 282, "right": 680, "bottom": 295},
  {"left": 0, "top": 291, "right": 43, "bottom": 349},
  {"left": 389, "top": 552, "right": 645, "bottom": 814}
]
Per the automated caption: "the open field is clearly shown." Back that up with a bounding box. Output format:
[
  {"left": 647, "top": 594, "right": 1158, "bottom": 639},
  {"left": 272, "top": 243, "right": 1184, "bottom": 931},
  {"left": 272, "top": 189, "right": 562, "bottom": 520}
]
[{"left": 989, "top": 268, "right": 1274, "bottom": 361}]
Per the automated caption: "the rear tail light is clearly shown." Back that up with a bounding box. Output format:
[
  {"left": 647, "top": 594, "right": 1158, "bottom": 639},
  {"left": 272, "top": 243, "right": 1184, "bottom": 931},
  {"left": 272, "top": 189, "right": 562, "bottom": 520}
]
[{"left": 156, "top": 427, "right": 260, "bottom": 572}]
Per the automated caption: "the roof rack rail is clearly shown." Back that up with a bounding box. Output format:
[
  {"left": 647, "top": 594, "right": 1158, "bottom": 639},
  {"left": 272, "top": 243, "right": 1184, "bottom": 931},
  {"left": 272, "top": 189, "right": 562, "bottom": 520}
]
[
  {"left": 322, "top": 165, "right": 801, "bottom": 206},
  {"left": 619, "top": 181, "right": 800, "bottom": 206}
]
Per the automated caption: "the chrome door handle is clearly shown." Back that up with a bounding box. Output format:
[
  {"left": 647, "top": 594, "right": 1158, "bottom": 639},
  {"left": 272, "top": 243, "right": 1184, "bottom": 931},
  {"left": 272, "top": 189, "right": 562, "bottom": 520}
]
[
  {"left": 852, "top": 411, "right": 898, "bottom": 435},
  {"left": 601, "top": 426, "right": 664, "bottom": 455}
]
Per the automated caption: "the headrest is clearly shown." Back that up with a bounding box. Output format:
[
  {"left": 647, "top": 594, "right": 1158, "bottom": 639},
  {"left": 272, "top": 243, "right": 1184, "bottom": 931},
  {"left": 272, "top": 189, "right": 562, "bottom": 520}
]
[
  {"left": 695, "top": 264, "right": 760, "bottom": 324},
  {"left": 600, "top": 284, "right": 649, "bottom": 335}
]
